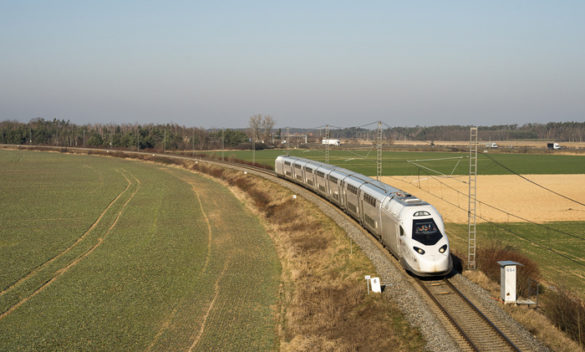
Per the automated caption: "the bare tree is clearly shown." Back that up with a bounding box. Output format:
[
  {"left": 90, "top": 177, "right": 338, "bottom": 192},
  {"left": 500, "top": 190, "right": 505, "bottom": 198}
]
[
  {"left": 248, "top": 114, "right": 262, "bottom": 142},
  {"left": 260, "top": 115, "right": 274, "bottom": 143},
  {"left": 249, "top": 114, "right": 275, "bottom": 144}
]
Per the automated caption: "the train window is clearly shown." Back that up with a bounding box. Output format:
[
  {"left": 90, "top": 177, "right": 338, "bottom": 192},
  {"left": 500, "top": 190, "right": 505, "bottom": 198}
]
[
  {"left": 414, "top": 211, "right": 430, "bottom": 217},
  {"left": 295, "top": 164, "right": 302, "bottom": 169},
  {"left": 305, "top": 167, "right": 313, "bottom": 173},
  {"left": 328, "top": 175, "right": 338, "bottom": 183},
  {"left": 347, "top": 184, "right": 358, "bottom": 194},
  {"left": 412, "top": 219, "right": 442, "bottom": 246},
  {"left": 363, "top": 193, "right": 377, "bottom": 207},
  {"left": 315, "top": 171, "right": 325, "bottom": 178},
  {"left": 284, "top": 161, "right": 291, "bottom": 166},
  {"left": 399, "top": 226, "right": 404, "bottom": 237}
]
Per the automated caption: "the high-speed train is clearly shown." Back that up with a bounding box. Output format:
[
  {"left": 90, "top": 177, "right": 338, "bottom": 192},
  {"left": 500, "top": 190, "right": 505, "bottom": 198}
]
[{"left": 275, "top": 155, "right": 452, "bottom": 277}]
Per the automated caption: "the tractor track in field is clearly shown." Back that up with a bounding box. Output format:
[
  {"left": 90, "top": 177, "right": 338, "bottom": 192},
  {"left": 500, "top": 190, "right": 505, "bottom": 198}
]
[
  {"left": 0, "top": 171, "right": 141, "bottom": 321},
  {"left": 192, "top": 188, "right": 213, "bottom": 274},
  {"left": 188, "top": 260, "right": 230, "bottom": 352},
  {"left": 0, "top": 168, "right": 132, "bottom": 298},
  {"left": 145, "top": 177, "right": 215, "bottom": 352}
]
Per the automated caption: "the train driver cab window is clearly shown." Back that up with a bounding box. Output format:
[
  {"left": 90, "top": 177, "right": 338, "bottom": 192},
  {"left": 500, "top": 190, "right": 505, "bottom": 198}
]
[
  {"left": 399, "top": 226, "right": 405, "bottom": 237},
  {"left": 412, "top": 219, "right": 442, "bottom": 246}
]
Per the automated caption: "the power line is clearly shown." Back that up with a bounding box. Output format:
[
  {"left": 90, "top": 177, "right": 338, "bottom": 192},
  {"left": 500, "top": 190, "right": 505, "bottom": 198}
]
[
  {"left": 390, "top": 175, "right": 585, "bottom": 269},
  {"left": 424, "top": 173, "right": 585, "bottom": 242},
  {"left": 403, "top": 154, "right": 585, "bottom": 241},
  {"left": 482, "top": 152, "right": 585, "bottom": 208}
]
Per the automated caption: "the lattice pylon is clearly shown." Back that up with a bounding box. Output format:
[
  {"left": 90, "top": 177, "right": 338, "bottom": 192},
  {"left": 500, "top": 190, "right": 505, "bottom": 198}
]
[
  {"left": 325, "top": 124, "right": 330, "bottom": 164},
  {"left": 376, "top": 121, "right": 383, "bottom": 181},
  {"left": 468, "top": 127, "right": 478, "bottom": 270}
]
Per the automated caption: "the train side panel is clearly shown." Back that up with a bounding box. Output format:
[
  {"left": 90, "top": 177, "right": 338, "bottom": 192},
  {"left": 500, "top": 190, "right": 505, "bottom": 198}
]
[
  {"left": 314, "top": 167, "right": 329, "bottom": 197},
  {"left": 292, "top": 160, "right": 306, "bottom": 183},
  {"left": 380, "top": 197, "right": 400, "bottom": 256},
  {"left": 303, "top": 163, "right": 316, "bottom": 190},
  {"left": 344, "top": 176, "right": 364, "bottom": 221}
]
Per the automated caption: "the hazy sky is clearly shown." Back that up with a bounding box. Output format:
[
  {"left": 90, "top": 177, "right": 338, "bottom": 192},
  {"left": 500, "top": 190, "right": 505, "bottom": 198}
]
[{"left": 1, "top": 1, "right": 584, "bottom": 128}]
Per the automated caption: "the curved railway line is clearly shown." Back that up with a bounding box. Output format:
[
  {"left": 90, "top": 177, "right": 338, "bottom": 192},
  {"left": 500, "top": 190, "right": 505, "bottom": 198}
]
[
  {"left": 181, "top": 153, "right": 538, "bottom": 352},
  {"left": 4, "top": 145, "right": 546, "bottom": 351}
]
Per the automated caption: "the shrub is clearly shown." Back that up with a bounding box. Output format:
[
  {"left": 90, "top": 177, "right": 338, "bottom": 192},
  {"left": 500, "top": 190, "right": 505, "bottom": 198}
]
[
  {"left": 476, "top": 242, "right": 540, "bottom": 297},
  {"left": 543, "top": 287, "right": 585, "bottom": 348}
]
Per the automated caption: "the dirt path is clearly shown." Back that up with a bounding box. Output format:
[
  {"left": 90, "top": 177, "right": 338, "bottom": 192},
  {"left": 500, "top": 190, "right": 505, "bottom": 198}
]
[
  {"left": 381, "top": 174, "right": 585, "bottom": 224},
  {"left": 0, "top": 171, "right": 141, "bottom": 321}
]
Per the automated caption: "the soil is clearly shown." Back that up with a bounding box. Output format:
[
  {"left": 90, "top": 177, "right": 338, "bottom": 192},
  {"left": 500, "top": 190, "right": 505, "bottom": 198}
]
[{"left": 380, "top": 174, "right": 585, "bottom": 224}]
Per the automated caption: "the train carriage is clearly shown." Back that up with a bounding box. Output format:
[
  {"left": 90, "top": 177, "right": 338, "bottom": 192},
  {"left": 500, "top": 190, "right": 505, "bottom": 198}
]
[
  {"left": 359, "top": 182, "right": 387, "bottom": 238},
  {"left": 343, "top": 176, "right": 364, "bottom": 220},
  {"left": 303, "top": 163, "right": 316, "bottom": 189},
  {"left": 327, "top": 169, "right": 347, "bottom": 207},
  {"left": 314, "top": 166, "right": 329, "bottom": 197},
  {"left": 292, "top": 159, "right": 307, "bottom": 183}
]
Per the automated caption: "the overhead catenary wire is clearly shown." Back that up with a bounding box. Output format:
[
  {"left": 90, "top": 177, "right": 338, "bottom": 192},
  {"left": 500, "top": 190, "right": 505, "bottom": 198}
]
[
  {"left": 425, "top": 173, "right": 585, "bottom": 242},
  {"left": 482, "top": 152, "right": 585, "bottom": 208},
  {"left": 404, "top": 153, "right": 585, "bottom": 241},
  {"left": 389, "top": 175, "right": 585, "bottom": 270}
]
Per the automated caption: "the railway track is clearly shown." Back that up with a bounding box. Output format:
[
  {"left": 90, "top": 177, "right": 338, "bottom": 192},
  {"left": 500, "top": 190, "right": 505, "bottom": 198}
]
[{"left": 416, "top": 278, "right": 524, "bottom": 352}]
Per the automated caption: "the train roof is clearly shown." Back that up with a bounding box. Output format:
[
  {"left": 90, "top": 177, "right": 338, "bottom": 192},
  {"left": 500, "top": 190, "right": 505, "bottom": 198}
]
[{"left": 277, "top": 155, "right": 428, "bottom": 206}]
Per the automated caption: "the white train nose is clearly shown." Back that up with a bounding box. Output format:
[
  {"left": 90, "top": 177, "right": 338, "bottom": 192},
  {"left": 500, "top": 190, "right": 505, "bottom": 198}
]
[{"left": 410, "top": 252, "right": 452, "bottom": 276}]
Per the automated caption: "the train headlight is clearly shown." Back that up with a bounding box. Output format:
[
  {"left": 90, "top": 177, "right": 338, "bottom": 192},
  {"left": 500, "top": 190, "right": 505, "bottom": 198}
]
[
  {"left": 413, "top": 246, "right": 425, "bottom": 255},
  {"left": 439, "top": 244, "right": 448, "bottom": 253}
]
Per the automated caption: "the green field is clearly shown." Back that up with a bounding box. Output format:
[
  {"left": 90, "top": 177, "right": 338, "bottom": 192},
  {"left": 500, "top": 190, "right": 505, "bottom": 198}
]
[
  {"left": 196, "top": 149, "right": 585, "bottom": 176},
  {"left": 447, "top": 221, "right": 585, "bottom": 297},
  {"left": 0, "top": 150, "right": 280, "bottom": 351}
]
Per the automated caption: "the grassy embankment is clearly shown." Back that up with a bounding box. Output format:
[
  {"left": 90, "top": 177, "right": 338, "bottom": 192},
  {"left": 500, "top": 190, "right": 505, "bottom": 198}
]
[{"left": 0, "top": 150, "right": 280, "bottom": 351}]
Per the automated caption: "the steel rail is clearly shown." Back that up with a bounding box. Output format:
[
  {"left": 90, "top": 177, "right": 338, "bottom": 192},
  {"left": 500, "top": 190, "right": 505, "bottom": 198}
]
[
  {"left": 444, "top": 279, "right": 522, "bottom": 352},
  {"left": 415, "top": 279, "right": 481, "bottom": 352}
]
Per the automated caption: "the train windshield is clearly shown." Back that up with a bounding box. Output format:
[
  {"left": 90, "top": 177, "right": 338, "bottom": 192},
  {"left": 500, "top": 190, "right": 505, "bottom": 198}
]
[{"left": 412, "top": 219, "right": 442, "bottom": 246}]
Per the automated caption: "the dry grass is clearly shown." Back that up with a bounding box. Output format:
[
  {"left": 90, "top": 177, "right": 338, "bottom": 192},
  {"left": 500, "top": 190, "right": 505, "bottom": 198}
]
[
  {"left": 184, "top": 161, "right": 424, "bottom": 351},
  {"left": 541, "top": 287, "right": 585, "bottom": 349}
]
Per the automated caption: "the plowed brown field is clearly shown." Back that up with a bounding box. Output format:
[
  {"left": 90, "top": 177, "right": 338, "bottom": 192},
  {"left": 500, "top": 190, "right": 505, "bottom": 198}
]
[{"left": 381, "top": 174, "right": 585, "bottom": 224}]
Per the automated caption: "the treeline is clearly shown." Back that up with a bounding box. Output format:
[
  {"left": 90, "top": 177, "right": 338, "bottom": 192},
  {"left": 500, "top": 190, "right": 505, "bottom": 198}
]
[
  {"left": 0, "top": 118, "right": 251, "bottom": 151},
  {"left": 290, "top": 122, "right": 585, "bottom": 142},
  {"left": 390, "top": 122, "right": 585, "bottom": 142},
  {"left": 2, "top": 119, "right": 585, "bottom": 150}
]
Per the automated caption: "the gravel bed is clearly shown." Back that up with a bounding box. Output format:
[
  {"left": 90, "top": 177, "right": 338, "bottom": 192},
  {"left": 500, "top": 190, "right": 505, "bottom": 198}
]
[{"left": 450, "top": 275, "right": 551, "bottom": 352}]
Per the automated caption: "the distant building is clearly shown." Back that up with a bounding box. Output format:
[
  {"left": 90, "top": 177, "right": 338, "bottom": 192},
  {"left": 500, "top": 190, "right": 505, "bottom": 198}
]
[{"left": 322, "top": 138, "right": 341, "bottom": 146}]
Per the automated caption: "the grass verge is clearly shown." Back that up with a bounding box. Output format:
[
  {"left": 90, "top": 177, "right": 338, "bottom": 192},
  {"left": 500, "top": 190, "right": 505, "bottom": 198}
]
[{"left": 185, "top": 159, "right": 425, "bottom": 351}]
